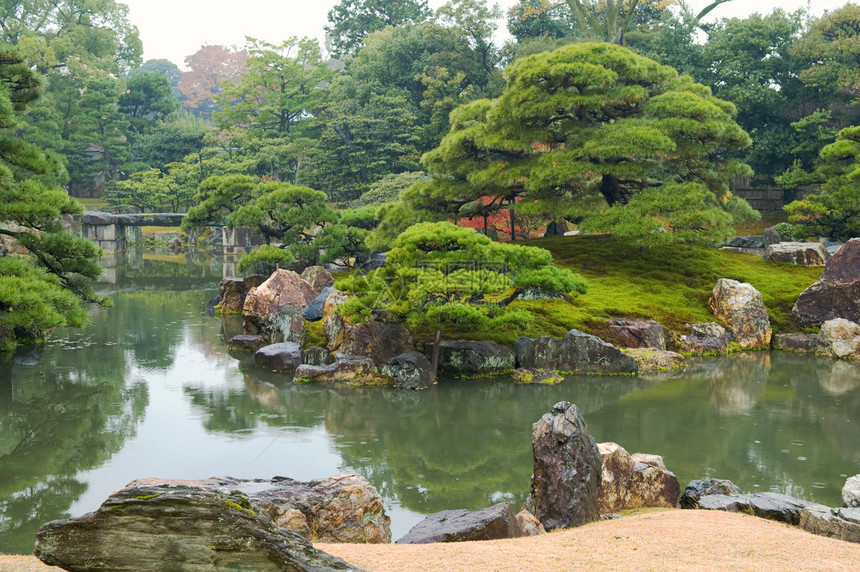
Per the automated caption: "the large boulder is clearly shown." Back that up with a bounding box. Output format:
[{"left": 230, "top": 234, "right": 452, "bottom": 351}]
[
  {"left": 764, "top": 242, "right": 830, "bottom": 266},
  {"left": 243, "top": 269, "right": 314, "bottom": 344},
  {"left": 227, "top": 334, "right": 266, "bottom": 352},
  {"left": 395, "top": 502, "right": 521, "bottom": 544},
  {"left": 322, "top": 290, "right": 414, "bottom": 365},
  {"left": 708, "top": 279, "right": 771, "bottom": 349},
  {"left": 695, "top": 492, "right": 816, "bottom": 525},
  {"left": 300, "top": 265, "right": 335, "bottom": 297},
  {"left": 122, "top": 475, "right": 391, "bottom": 544},
  {"left": 436, "top": 340, "right": 516, "bottom": 377},
  {"left": 597, "top": 444, "right": 680, "bottom": 514},
  {"left": 844, "top": 475, "right": 860, "bottom": 508},
  {"left": 800, "top": 505, "right": 860, "bottom": 544},
  {"left": 679, "top": 322, "right": 730, "bottom": 354},
  {"left": 255, "top": 342, "right": 303, "bottom": 372},
  {"left": 680, "top": 478, "right": 744, "bottom": 509},
  {"left": 524, "top": 401, "right": 602, "bottom": 530},
  {"left": 34, "top": 482, "right": 359, "bottom": 571},
  {"left": 515, "top": 330, "right": 638, "bottom": 374},
  {"left": 794, "top": 238, "right": 860, "bottom": 327},
  {"left": 604, "top": 319, "right": 666, "bottom": 350},
  {"left": 216, "top": 275, "right": 265, "bottom": 314},
  {"left": 626, "top": 453, "right": 681, "bottom": 511},
  {"left": 295, "top": 356, "right": 389, "bottom": 385},
  {"left": 816, "top": 318, "right": 860, "bottom": 359},
  {"left": 381, "top": 351, "right": 436, "bottom": 390}
]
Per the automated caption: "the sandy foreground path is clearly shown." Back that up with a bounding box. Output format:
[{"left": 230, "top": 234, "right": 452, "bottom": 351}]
[{"left": 3, "top": 510, "right": 859, "bottom": 571}]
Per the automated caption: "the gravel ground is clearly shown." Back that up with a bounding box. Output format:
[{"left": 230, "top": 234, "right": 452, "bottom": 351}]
[{"left": 4, "top": 510, "right": 859, "bottom": 571}]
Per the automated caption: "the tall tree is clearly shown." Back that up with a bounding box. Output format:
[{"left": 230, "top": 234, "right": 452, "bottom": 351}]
[
  {"left": 410, "top": 42, "right": 756, "bottom": 245},
  {"left": 215, "top": 37, "right": 333, "bottom": 183},
  {"left": 178, "top": 45, "right": 248, "bottom": 120},
  {"left": 325, "top": 0, "right": 432, "bottom": 56},
  {"left": 118, "top": 72, "right": 179, "bottom": 137},
  {"left": 0, "top": 51, "right": 108, "bottom": 350}
]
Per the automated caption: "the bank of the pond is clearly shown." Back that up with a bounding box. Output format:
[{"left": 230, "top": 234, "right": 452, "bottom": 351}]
[{"left": 4, "top": 510, "right": 860, "bottom": 571}]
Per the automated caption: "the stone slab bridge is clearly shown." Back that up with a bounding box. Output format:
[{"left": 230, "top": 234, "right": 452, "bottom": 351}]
[{"left": 74, "top": 212, "right": 255, "bottom": 253}]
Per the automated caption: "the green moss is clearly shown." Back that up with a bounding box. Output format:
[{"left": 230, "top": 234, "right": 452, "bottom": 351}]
[
  {"left": 304, "top": 320, "right": 325, "bottom": 347},
  {"left": 225, "top": 499, "right": 255, "bottom": 516},
  {"left": 134, "top": 494, "right": 162, "bottom": 500}
]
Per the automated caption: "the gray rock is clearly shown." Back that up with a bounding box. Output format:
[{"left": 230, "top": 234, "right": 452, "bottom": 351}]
[
  {"left": 381, "top": 351, "right": 436, "bottom": 389},
  {"left": 395, "top": 502, "right": 520, "bottom": 544},
  {"left": 255, "top": 342, "right": 303, "bottom": 372},
  {"left": 524, "top": 401, "right": 602, "bottom": 530},
  {"left": 304, "top": 345, "right": 336, "bottom": 366},
  {"left": 295, "top": 356, "right": 388, "bottom": 385},
  {"left": 679, "top": 322, "right": 730, "bottom": 355},
  {"left": 604, "top": 319, "right": 666, "bottom": 350},
  {"left": 228, "top": 334, "right": 266, "bottom": 352},
  {"left": 764, "top": 242, "right": 830, "bottom": 266},
  {"left": 501, "top": 288, "right": 570, "bottom": 306},
  {"left": 696, "top": 492, "right": 815, "bottom": 525},
  {"left": 708, "top": 279, "right": 771, "bottom": 349},
  {"left": 800, "top": 505, "right": 860, "bottom": 544},
  {"left": 515, "top": 330, "right": 638, "bottom": 374},
  {"left": 763, "top": 227, "right": 782, "bottom": 246},
  {"left": 844, "top": 475, "right": 860, "bottom": 508},
  {"left": 680, "top": 478, "right": 744, "bottom": 509},
  {"left": 34, "top": 483, "right": 359, "bottom": 571},
  {"left": 773, "top": 333, "right": 817, "bottom": 352},
  {"left": 436, "top": 340, "right": 516, "bottom": 377},
  {"left": 303, "top": 286, "right": 335, "bottom": 322},
  {"left": 815, "top": 318, "right": 860, "bottom": 359},
  {"left": 726, "top": 236, "right": 765, "bottom": 249},
  {"left": 120, "top": 474, "right": 391, "bottom": 545},
  {"left": 794, "top": 238, "right": 860, "bottom": 327}
]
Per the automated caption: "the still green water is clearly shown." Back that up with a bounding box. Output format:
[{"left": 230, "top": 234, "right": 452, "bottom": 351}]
[{"left": 1, "top": 253, "right": 859, "bottom": 554}]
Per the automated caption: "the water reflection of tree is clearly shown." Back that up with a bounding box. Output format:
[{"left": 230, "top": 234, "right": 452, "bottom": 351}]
[
  {"left": 0, "top": 351, "right": 148, "bottom": 553},
  {"left": 589, "top": 352, "right": 860, "bottom": 507}
]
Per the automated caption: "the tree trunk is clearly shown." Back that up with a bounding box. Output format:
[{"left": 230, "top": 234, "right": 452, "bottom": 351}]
[
  {"left": 599, "top": 174, "right": 631, "bottom": 206},
  {"left": 431, "top": 329, "right": 441, "bottom": 374},
  {"left": 509, "top": 203, "right": 517, "bottom": 242}
]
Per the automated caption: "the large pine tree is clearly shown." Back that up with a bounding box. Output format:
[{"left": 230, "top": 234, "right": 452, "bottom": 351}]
[{"left": 0, "top": 52, "right": 109, "bottom": 350}]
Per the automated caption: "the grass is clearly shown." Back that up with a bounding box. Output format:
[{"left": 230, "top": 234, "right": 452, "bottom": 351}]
[{"left": 460, "top": 235, "right": 822, "bottom": 346}]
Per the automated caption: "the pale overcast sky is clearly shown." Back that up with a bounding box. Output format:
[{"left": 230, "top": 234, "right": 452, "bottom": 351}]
[{"left": 122, "top": 0, "right": 851, "bottom": 67}]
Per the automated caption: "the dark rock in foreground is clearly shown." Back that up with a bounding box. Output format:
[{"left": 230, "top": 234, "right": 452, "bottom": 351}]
[
  {"left": 680, "top": 478, "right": 743, "bottom": 509},
  {"left": 793, "top": 238, "right": 860, "bottom": 327},
  {"left": 800, "top": 505, "right": 860, "bottom": 544},
  {"left": 695, "top": 492, "right": 816, "bottom": 525},
  {"left": 396, "top": 502, "right": 521, "bottom": 544},
  {"left": 34, "top": 484, "right": 359, "bottom": 571},
  {"left": 515, "top": 330, "right": 637, "bottom": 374},
  {"left": 524, "top": 401, "right": 602, "bottom": 530}
]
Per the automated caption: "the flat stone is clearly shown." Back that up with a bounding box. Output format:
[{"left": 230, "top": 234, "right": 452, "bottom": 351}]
[
  {"left": 696, "top": 492, "right": 815, "bottom": 525},
  {"left": 295, "top": 356, "right": 388, "bottom": 385},
  {"left": 764, "top": 242, "right": 830, "bottom": 266},
  {"left": 254, "top": 342, "right": 303, "bottom": 372},
  {"left": 515, "top": 330, "right": 638, "bottom": 374},
  {"left": 512, "top": 368, "right": 564, "bottom": 385},
  {"left": 34, "top": 483, "right": 359, "bottom": 571},
  {"left": 680, "top": 479, "right": 744, "bottom": 509},
  {"left": 436, "top": 340, "right": 516, "bottom": 377},
  {"left": 395, "top": 503, "right": 520, "bottom": 544},
  {"left": 228, "top": 334, "right": 266, "bottom": 352},
  {"left": 800, "top": 505, "right": 860, "bottom": 544}
]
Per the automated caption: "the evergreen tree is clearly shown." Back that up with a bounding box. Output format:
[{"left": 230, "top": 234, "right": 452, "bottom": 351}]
[{"left": 0, "top": 52, "right": 108, "bottom": 350}]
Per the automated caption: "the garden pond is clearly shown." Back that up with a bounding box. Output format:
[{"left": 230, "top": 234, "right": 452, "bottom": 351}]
[{"left": 1, "top": 249, "right": 859, "bottom": 554}]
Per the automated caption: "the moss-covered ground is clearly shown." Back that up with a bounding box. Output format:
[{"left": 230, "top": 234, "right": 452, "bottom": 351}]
[{"left": 460, "top": 235, "right": 822, "bottom": 346}]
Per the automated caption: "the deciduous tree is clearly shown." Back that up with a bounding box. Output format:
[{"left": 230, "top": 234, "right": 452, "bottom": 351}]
[{"left": 325, "top": 0, "right": 432, "bottom": 56}]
